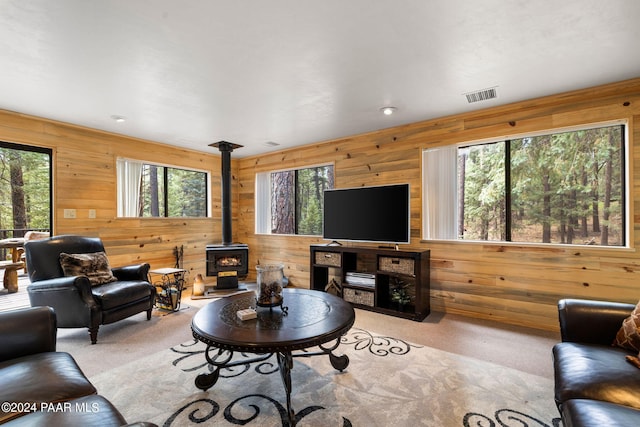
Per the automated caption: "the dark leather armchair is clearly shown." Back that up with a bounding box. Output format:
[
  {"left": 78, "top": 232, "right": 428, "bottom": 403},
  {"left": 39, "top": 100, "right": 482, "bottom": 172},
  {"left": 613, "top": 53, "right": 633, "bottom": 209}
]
[
  {"left": 553, "top": 298, "right": 640, "bottom": 426},
  {"left": 0, "top": 306, "right": 97, "bottom": 423},
  {"left": 0, "top": 306, "right": 157, "bottom": 426},
  {"left": 24, "top": 235, "right": 156, "bottom": 344}
]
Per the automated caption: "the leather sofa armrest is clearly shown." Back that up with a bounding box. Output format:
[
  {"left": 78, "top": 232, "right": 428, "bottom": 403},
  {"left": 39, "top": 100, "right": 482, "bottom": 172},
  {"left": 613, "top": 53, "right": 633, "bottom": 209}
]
[
  {"left": 112, "top": 263, "right": 151, "bottom": 281},
  {"left": 27, "top": 276, "right": 98, "bottom": 310},
  {"left": 0, "top": 306, "right": 57, "bottom": 362},
  {"left": 558, "top": 298, "right": 636, "bottom": 345}
]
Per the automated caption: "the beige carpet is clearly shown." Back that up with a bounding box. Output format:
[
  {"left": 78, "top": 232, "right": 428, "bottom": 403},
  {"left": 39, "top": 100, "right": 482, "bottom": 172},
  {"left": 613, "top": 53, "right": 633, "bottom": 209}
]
[
  {"left": 90, "top": 327, "right": 560, "bottom": 426},
  {"left": 4, "top": 283, "right": 562, "bottom": 425},
  {"left": 51, "top": 287, "right": 559, "bottom": 381}
]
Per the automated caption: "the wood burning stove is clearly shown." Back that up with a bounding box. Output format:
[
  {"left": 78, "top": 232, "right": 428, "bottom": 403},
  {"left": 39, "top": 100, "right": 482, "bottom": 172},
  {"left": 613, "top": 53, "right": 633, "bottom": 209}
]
[
  {"left": 205, "top": 244, "right": 249, "bottom": 277},
  {"left": 205, "top": 141, "right": 249, "bottom": 290}
]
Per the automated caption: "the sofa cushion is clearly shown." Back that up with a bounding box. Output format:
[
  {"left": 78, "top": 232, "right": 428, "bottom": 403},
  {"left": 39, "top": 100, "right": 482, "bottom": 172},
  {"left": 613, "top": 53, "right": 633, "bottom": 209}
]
[
  {"left": 553, "top": 342, "right": 640, "bottom": 410},
  {"left": 3, "top": 395, "right": 127, "bottom": 427},
  {"left": 59, "top": 252, "right": 117, "bottom": 286},
  {"left": 561, "top": 399, "right": 640, "bottom": 427},
  {"left": 0, "top": 352, "right": 96, "bottom": 423},
  {"left": 92, "top": 280, "right": 154, "bottom": 310},
  {"left": 613, "top": 300, "right": 640, "bottom": 351}
]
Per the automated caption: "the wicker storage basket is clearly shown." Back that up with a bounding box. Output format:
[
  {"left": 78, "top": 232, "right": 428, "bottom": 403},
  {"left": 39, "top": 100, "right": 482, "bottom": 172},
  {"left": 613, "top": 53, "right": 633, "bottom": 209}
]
[
  {"left": 379, "top": 256, "right": 415, "bottom": 275},
  {"left": 343, "top": 287, "right": 375, "bottom": 307},
  {"left": 314, "top": 251, "right": 341, "bottom": 267}
]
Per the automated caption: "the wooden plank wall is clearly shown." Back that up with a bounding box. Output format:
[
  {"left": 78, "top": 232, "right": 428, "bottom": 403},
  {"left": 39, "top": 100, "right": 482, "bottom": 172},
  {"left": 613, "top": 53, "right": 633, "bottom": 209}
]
[
  {"left": 0, "top": 110, "right": 229, "bottom": 285},
  {"left": 2, "top": 77, "right": 640, "bottom": 331},
  {"left": 238, "top": 78, "right": 640, "bottom": 331}
]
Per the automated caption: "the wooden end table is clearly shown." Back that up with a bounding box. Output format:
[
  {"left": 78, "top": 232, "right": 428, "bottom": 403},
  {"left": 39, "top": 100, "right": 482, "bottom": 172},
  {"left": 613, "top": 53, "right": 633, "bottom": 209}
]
[{"left": 191, "top": 288, "right": 355, "bottom": 426}]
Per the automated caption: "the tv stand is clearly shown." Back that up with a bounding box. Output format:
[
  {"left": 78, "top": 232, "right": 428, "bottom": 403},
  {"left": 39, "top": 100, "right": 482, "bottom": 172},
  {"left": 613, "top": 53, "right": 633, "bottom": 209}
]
[
  {"left": 377, "top": 244, "right": 399, "bottom": 250},
  {"left": 310, "top": 245, "right": 430, "bottom": 321}
]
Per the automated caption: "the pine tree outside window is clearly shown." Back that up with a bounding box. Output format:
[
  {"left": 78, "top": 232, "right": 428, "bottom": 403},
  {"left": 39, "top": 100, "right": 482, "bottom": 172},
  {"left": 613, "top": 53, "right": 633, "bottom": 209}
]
[
  {"left": 255, "top": 165, "right": 334, "bottom": 235},
  {"left": 423, "top": 121, "right": 627, "bottom": 247},
  {"left": 0, "top": 142, "right": 52, "bottom": 240},
  {"left": 117, "top": 159, "right": 208, "bottom": 218}
]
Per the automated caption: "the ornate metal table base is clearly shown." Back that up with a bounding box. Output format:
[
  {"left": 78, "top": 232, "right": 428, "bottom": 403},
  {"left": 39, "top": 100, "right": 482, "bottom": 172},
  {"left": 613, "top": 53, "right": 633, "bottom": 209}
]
[
  {"left": 191, "top": 289, "right": 355, "bottom": 427},
  {"left": 194, "top": 337, "right": 349, "bottom": 427}
]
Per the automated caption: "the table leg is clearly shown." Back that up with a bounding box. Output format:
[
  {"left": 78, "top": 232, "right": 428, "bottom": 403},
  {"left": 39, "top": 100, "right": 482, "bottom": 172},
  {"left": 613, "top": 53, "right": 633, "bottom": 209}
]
[
  {"left": 276, "top": 351, "right": 296, "bottom": 427},
  {"left": 3, "top": 266, "right": 19, "bottom": 293},
  {"left": 194, "top": 345, "right": 275, "bottom": 391},
  {"left": 320, "top": 338, "right": 350, "bottom": 371},
  {"left": 194, "top": 346, "right": 234, "bottom": 391},
  {"left": 292, "top": 337, "right": 350, "bottom": 371}
]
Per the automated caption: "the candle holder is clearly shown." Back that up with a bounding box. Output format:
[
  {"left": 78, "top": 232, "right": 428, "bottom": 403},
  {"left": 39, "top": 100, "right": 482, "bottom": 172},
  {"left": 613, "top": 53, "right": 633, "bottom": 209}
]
[{"left": 256, "top": 263, "right": 287, "bottom": 313}]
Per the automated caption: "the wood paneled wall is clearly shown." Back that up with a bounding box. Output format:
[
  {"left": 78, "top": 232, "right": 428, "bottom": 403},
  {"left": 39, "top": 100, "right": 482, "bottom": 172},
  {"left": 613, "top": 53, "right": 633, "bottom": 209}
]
[
  {"left": 0, "top": 110, "right": 230, "bottom": 285},
  {"left": 237, "top": 78, "right": 640, "bottom": 331},
  {"left": 3, "top": 77, "right": 640, "bottom": 331}
]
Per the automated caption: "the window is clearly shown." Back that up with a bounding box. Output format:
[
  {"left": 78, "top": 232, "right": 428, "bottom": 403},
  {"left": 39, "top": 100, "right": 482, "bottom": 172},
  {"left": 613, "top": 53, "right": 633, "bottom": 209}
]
[
  {"left": 423, "top": 122, "right": 626, "bottom": 247},
  {"left": 117, "top": 159, "right": 208, "bottom": 217},
  {"left": 255, "top": 165, "right": 334, "bottom": 235},
  {"left": 0, "top": 142, "right": 51, "bottom": 239}
]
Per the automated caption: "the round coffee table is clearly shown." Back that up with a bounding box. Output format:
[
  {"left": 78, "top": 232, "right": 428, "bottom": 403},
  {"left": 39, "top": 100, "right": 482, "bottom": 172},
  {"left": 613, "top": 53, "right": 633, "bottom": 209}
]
[{"left": 191, "top": 288, "right": 355, "bottom": 426}]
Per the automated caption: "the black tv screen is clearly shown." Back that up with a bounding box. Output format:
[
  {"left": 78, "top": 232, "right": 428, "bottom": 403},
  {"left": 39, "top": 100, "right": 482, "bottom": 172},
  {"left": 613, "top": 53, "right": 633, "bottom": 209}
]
[{"left": 323, "top": 184, "right": 410, "bottom": 244}]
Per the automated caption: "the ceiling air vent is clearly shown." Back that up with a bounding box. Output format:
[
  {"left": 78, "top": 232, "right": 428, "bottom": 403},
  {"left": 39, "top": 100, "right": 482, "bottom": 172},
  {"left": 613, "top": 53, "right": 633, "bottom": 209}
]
[{"left": 464, "top": 87, "right": 498, "bottom": 104}]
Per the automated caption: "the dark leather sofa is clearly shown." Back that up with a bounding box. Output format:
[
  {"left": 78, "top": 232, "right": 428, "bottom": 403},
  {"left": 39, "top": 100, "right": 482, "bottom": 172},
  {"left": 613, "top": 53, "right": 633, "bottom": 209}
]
[
  {"left": 25, "top": 235, "right": 155, "bottom": 344},
  {"left": 0, "top": 306, "right": 155, "bottom": 426},
  {"left": 553, "top": 298, "right": 640, "bottom": 426}
]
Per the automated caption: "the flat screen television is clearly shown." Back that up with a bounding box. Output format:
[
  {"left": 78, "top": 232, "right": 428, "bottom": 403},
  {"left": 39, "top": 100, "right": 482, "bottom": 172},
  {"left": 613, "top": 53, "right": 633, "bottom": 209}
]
[{"left": 323, "top": 183, "right": 410, "bottom": 244}]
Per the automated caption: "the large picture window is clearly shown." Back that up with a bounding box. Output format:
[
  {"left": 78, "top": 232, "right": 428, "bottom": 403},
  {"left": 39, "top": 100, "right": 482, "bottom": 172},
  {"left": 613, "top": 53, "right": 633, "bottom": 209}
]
[
  {"left": 423, "top": 122, "right": 626, "bottom": 247},
  {"left": 0, "top": 141, "right": 51, "bottom": 239},
  {"left": 117, "top": 159, "right": 208, "bottom": 218},
  {"left": 255, "top": 164, "right": 334, "bottom": 235}
]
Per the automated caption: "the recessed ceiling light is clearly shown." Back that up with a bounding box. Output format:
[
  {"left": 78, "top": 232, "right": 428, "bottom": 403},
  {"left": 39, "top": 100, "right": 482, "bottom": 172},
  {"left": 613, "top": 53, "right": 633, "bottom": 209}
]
[
  {"left": 380, "top": 106, "right": 397, "bottom": 115},
  {"left": 110, "top": 115, "right": 126, "bottom": 122},
  {"left": 264, "top": 141, "right": 280, "bottom": 147}
]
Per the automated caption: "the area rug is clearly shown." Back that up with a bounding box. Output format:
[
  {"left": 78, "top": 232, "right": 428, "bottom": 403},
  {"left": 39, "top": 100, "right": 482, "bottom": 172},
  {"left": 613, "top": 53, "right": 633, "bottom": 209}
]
[{"left": 91, "top": 328, "right": 561, "bottom": 426}]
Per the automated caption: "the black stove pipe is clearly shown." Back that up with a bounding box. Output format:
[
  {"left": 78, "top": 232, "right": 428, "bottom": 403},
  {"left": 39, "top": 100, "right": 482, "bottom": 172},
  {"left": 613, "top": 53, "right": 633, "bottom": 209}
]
[{"left": 209, "top": 141, "right": 242, "bottom": 246}]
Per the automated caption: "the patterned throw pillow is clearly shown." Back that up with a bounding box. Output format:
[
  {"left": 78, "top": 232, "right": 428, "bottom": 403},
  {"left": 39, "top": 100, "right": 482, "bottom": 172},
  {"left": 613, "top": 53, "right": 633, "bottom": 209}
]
[
  {"left": 613, "top": 301, "right": 640, "bottom": 351},
  {"left": 59, "top": 252, "right": 117, "bottom": 286}
]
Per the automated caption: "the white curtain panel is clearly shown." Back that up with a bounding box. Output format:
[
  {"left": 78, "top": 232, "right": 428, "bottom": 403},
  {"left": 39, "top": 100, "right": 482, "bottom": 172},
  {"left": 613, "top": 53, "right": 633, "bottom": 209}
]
[
  {"left": 422, "top": 146, "right": 458, "bottom": 240},
  {"left": 116, "top": 158, "right": 143, "bottom": 217},
  {"left": 254, "top": 172, "right": 271, "bottom": 234}
]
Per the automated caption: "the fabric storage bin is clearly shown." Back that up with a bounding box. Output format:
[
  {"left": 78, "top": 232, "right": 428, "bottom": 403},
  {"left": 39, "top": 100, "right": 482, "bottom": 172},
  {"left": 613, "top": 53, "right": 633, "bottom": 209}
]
[
  {"left": 379, "top": 256, "right": 414, "bottom": 275},
  {"left": 315, "top": 251, "right": 341, "bottom": 267},
  {"left": 343, "top": 287, "right": 375, "bottom": 307}
]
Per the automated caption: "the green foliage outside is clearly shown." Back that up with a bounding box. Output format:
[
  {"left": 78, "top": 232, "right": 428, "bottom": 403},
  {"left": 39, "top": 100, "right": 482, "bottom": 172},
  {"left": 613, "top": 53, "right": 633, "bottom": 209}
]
[
  {"left": 0, "top": 146, "right": 50, "bottom": 237},
  {"left": 296, "top": 166, "right": 333, "bottom": 235},
  {"left": 271, "top": 165, "right": 334, "bottom": 235},
  {"left": 460, "top": 125, "right": 623, "bottom": 246},
  {"left": 167, "top": 168, "right": 207, "bottom": 217},
  {"left": 139, "top": 165, "right": 207, "bottom": 217}
]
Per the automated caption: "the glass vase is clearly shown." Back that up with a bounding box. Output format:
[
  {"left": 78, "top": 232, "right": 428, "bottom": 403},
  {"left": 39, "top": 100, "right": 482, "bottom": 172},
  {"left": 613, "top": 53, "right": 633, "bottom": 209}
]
[{"left": 256, "top": 263, "right": 284, "bottom": 306}]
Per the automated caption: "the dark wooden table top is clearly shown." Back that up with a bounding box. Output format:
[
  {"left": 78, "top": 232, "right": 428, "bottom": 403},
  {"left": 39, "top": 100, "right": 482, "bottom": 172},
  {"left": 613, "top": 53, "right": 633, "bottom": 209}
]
[{"left": 191, "top": 288, "right": 355, "bottom": 353}]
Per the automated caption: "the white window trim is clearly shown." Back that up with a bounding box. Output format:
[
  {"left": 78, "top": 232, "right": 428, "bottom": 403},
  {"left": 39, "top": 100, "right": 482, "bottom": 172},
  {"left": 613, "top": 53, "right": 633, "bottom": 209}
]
[{"left": 421, "top": 119, "right": 631, "bottom": 248}]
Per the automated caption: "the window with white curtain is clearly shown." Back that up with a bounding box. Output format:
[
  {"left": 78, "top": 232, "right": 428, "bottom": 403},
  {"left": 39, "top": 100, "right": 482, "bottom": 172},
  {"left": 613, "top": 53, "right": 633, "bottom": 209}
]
[
  {"left": 117, "top": 158, "right": 209, "bottom": 218},
  {"left": 255, "top": 164, "right": 334, "bottom": 235},
  {"left": 422, "top": 121, "right": 628, "bottom": 247}
]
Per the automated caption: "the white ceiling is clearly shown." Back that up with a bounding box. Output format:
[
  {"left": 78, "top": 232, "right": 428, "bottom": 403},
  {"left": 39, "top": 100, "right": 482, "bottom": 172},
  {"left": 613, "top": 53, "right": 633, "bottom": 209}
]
[{"left": 1, "top": 1, "right": 639, "bottom": 158}]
